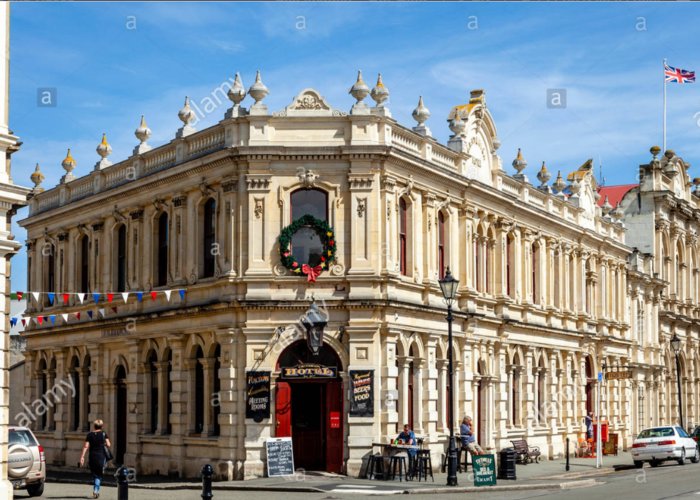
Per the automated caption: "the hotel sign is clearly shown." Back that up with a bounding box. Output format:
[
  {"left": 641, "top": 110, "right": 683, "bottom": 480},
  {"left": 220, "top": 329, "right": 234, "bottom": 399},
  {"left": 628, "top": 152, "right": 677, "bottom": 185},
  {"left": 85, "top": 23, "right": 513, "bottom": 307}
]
[
  {"left": 281, "top": 363, "right": 337, "bottom": 379},
  {"left": 606, "top": 370, "right": 633, "bottom": 381}
]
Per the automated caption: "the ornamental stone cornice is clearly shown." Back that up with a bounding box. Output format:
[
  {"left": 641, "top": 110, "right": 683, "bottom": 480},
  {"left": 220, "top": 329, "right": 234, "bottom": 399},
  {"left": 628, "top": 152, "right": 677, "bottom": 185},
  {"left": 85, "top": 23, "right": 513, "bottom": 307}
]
[
  {"left": 172, "top": 195, "right": 187, "bottom": 207},
  {"left": 91, "top": 222, "right": 103, "bottom": 232},
  {"left": 246, "top": 174, "right": 271, "bottom": 192},
  {"left": 348, "top": 174, "right": 374, "bottom": 191},
  {"left": 380, "top": 175, "right": 397, "bottom": 192},
  {"left": 221, "top": 179, "right": 237, "bottom": 193},
  {"left": 129, "top": 209, "right": 144, "bottom": 221}
]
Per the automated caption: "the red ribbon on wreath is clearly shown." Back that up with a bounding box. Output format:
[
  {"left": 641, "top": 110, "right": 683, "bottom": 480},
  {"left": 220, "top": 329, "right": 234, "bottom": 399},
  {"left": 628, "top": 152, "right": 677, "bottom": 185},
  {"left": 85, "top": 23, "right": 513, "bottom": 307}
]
[{"left": 302, "top": 264, "right": 323, "bottom": 283}]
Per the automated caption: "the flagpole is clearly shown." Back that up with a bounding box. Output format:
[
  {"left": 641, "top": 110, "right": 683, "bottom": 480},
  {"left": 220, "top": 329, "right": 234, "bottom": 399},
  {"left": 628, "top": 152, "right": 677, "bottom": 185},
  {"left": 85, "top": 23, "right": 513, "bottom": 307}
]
[{"left": 663, "top": 58, "right": 667, "bottom": 151}]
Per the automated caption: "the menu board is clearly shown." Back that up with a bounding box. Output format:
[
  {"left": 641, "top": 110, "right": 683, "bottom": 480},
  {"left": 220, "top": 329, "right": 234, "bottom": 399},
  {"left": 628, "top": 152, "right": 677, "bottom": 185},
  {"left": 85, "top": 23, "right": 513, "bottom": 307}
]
[
  {"left": 349, "top": 370, "right": 374, "bottom": 417},
  {"left": 473, "top": 454, "right": 497, "bottom": 487},
  {"left": 246, "top": 371, "right": 271, "bottom": 422},
  {"left": 266, "top": 437, "right": 294, "bottom": 477}
]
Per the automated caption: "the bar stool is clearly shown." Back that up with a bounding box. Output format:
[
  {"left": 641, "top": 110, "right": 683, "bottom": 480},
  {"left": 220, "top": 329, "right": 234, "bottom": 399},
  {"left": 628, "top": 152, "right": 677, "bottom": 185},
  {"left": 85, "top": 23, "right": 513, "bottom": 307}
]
[
  {"left": 367, "top": 453, "right": 384, "bottom": 480},
  {"left": 413, "top": 449, "right": 434, "bottom": 482},
  {"left": 388, "top": 455, "right": 407, "bottom": 482},
  {"left": 459, "top": 446, "right": 470, "bottom": 472}
]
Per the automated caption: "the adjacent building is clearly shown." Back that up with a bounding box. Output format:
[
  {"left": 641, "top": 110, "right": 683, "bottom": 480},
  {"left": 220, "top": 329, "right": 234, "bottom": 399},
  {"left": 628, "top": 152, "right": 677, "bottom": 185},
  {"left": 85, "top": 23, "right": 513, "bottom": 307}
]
[{"left": 17, "top": 71, "right": 687, "bottom": 480}]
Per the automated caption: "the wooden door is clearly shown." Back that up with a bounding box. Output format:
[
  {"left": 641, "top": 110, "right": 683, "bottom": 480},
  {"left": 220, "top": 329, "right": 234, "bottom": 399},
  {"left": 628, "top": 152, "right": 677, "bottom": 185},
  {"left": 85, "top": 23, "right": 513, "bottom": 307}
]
[
  {"left": 325, "top": 380, "right": 343, "bottom": 473},
  {"left": 275, "top": 381, "right": 292, "bottom": 437},
  {"left": 292, "top": 383, "right": 324, "bottom": 470}
]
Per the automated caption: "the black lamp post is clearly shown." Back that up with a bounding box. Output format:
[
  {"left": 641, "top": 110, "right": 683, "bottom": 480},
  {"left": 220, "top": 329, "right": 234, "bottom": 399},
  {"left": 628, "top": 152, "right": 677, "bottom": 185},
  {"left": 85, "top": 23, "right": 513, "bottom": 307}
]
[
  {"left": 439, "top": 267, "right": 459, "bottom": 487},
  {"left": 302, "top": 300, "right": 327, "bottom": 355},
  {"left": 670, "top": 333, "right": 684, "bottom": 429}
]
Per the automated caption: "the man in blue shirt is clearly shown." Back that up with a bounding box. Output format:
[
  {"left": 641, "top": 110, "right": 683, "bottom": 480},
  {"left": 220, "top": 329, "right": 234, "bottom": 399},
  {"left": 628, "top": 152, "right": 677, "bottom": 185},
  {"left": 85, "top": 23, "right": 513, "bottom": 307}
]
[
  {"left": 396, "top": 424, "right": 418, "bottom": 472},
  {"left": 460, "top": 416, "right": 483, "bottom": 455}
]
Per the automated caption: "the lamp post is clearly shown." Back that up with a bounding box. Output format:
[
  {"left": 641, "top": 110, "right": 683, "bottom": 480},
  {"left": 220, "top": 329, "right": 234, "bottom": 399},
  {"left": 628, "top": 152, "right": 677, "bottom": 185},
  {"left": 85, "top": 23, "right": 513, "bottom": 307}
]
[
  {"left": 438, "top": 267, "right": 459, "bottom": 487},
  {"left": 670, "top": 333, "right": 684, "bottom": 430}
]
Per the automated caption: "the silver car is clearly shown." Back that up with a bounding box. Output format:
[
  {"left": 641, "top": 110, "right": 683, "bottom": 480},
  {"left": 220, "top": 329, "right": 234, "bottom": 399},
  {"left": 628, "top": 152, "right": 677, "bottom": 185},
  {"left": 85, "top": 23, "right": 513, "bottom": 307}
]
[
  {"left": 632, "top": 426, "right": 700, "bottom": 468},
  {"left": 8, "top": 426, "right": 45, "bottom": 496}
]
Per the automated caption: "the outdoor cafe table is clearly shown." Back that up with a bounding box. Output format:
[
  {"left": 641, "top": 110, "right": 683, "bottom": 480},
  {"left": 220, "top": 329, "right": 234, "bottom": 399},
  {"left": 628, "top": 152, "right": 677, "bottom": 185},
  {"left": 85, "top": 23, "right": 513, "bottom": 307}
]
[{"left": 371, "top": 442, "right": 420, "bottom": 479}]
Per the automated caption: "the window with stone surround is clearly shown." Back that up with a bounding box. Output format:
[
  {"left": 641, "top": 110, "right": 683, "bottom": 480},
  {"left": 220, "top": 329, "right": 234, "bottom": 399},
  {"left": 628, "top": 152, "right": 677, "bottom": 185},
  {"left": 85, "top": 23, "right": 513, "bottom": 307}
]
[
  {"left": 156, "top": 212, "right": 169, "bottom": 287},
  {"left": 290, "top": 189, "right": 328, "bottom": 268},
  {"left": 202, "top": 198, "right": 216, "bottom": 278},
  {"left": 115, "top": 224, "right": 127, "bottom": 292},
  {"left": 438, "top": 211, "right": 446, "bottom": 279},
  {"left": 79, "top": 235, "right": 89, "bottom": 293}
]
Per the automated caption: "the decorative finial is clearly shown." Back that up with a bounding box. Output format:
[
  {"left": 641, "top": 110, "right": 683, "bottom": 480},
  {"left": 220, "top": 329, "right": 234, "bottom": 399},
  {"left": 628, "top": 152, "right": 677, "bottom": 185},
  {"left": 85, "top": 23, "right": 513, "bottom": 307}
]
[
  {"left": 664, "top": 149, "right": 675, "bottom": 160},
  {"left": 349, "top": 70, "right": 370, "bottom": 115},
  {"left": 650, "top": 145, "right": 661, "bottom": 159},
  {"left": 602, "top": 195, "right": 613, "bottom": 216},
  {"left": 512, "top": 148, "right": 527, "bottom": 174},
  {"left": 569, "top": 178, "right": 581, "bottom": 197},
  {"left": 30, "top": 163, "right": 44, "bottom": 192},
  {"left": 553, "top": 170, "right": 566, "bottom": 195},
  {"left": 61, "top": 148, "right": 76, "bottom": 183},
  {"left": 449, "top": 113, "right": 466, "bottom": 137},
  {"left": 95, "top": 133, "right": 113, "bottom": 170},
  {"left": 225, "top": 72, "right": 248, "bottom": 118},
  {"left": 412, "top": 96, "right": 431, "bottom": 137},
  {"left": 536, "top": 160, "right": 551, "bottom": 188},
  {"left": 370, "top": 73, "right": 389, "bottom": 107},
  {"left": 248, "top": 70, "right": 269, "bottom": 115},
  {"left": 133, "top": 115, "right": 153, "bottom": 155},
  {"left": 176, "top": 97, "right": 196, "bottom": 138}
]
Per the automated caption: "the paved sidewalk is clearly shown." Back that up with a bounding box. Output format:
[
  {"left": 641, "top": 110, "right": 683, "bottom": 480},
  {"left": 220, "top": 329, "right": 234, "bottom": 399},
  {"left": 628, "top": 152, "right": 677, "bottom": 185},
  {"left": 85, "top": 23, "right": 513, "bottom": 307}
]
[{"left": 47, "top": 452, "right": 636, "bottom": 495}]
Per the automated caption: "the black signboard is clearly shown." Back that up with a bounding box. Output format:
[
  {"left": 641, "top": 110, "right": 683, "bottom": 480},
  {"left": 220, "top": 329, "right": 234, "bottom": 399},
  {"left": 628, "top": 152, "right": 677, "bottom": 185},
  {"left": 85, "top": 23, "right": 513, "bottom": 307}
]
[
  {"left": 246, "top": 371, "right": 271, "bottom": 422},
  {"left": 266, "top": 438, "right": 294, "bottom": 477},
  {"left": 281, "top": 363, "right": 337, "bottom": 379},
  {"left": 349, "top": 370, "right": 374, "bottom": 417}
]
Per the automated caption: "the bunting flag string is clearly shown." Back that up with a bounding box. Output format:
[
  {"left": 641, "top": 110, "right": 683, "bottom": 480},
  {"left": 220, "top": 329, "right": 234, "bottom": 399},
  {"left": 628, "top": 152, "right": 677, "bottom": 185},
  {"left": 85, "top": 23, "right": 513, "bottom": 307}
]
[{"left": 8, "top": 288, "right": 187, "bottom": 329}]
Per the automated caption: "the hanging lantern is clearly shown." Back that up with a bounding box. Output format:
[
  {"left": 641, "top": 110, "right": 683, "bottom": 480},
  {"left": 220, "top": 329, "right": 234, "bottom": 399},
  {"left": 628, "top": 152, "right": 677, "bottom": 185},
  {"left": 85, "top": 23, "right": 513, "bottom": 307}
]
[{"left": 302, "top": 300, "right": 327, "bottom": 355}]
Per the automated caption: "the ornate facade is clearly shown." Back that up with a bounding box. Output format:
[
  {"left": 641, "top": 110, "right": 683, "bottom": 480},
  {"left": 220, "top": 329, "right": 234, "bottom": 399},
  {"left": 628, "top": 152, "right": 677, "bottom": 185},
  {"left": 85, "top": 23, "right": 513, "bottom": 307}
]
[{"left": 18, "top": 71, "right": 675, "bottom": 480}]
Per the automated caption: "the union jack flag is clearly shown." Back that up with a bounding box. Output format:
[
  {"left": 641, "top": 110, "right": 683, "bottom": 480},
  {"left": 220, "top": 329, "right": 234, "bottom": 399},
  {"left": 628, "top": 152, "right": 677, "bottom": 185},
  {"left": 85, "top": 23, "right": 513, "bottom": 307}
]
[{"left": 665, "top": 63, "right": 695, "bottom": 83}]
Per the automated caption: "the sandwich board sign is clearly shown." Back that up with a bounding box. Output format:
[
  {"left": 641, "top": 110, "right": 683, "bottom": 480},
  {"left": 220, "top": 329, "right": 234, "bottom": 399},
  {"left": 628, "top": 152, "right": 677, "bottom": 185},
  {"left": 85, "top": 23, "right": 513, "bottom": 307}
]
[
  {"left": 266, "top": 437, "right": 294, "bottom": 477},
  {"left": 473, "top": 454, "right": 497, "bottom": 487}
]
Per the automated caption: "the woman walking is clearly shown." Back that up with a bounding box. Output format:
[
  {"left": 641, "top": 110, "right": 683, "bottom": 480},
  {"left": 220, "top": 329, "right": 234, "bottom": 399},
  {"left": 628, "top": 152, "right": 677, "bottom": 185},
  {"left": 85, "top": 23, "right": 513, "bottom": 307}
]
[{"left": 79, "top": 419, "right": 112, "bottom": 499}]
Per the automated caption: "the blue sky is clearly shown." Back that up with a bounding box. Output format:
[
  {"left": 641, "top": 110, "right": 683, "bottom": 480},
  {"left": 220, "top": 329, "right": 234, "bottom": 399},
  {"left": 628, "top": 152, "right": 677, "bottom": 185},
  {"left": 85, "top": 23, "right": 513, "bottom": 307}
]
[{"left": 8, "top": 2, "right": 700, "bottom": 292}]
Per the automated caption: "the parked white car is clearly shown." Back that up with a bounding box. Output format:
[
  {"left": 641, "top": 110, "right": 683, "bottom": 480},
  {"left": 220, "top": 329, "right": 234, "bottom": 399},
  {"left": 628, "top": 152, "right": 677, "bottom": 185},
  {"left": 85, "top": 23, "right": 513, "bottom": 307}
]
[
  {"left": 8, "top": 426, "right": 45, "bottom": 496},
  {"left": 632, "top": 426, "right": 700, "bottom": 468}
]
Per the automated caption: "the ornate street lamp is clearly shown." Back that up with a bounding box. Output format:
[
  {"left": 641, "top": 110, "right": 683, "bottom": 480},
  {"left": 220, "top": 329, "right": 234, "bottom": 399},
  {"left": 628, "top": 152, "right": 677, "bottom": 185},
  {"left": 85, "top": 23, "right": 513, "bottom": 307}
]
[
  {"left": 302, "top": 300, "right": 327, "bottom": 355},
  {"left": 670, "top": 333, "right": 684, "bottom": 429},
  {"left": 439, "top": 267, "right": 459, "bottom": 487}
]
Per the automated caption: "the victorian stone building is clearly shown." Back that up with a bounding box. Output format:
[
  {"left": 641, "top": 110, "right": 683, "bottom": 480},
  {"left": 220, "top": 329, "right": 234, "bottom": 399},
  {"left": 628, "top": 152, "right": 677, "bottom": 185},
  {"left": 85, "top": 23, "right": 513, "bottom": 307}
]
[{"left": 18, "top": 70, "right": 666, "bottom": 480}]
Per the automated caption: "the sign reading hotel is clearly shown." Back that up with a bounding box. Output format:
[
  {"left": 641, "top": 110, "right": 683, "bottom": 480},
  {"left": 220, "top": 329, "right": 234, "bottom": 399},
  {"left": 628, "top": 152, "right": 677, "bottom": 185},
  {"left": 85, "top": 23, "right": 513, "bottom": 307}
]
[
  {"left": 606, "top": 370, "right": 633, "bottom": 381},
  {"left": 281, "top": 363, "right": 337, "bottom": 379},
  {"left": 349, "top": 370, "right": 374, "bottom": 417},
  {"left": 246, "top": 371, "right": 271, "bottom": 422}
]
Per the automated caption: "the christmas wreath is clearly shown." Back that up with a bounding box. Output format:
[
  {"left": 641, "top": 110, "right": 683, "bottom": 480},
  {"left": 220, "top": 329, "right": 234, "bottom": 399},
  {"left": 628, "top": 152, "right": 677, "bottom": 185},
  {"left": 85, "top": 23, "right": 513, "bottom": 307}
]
[{"left": 279, "top": 214, "right": 336, "bottom": 282}]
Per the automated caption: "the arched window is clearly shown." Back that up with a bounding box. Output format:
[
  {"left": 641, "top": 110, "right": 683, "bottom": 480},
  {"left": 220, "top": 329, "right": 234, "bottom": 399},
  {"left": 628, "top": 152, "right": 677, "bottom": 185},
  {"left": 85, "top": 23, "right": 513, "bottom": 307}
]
[
  {"left": 399, "top": 198, "right": 408, "bottom": 275},
  {"left": 156, "top": 212, "right": 169, "bottom": 287},
  {"left": 532, "top": 243, "right": 538, "bottom": 304},
  {"left": 291, "top": 188, "right": 327, "bottom": 221},
  {"left": 202, "top": 199, "right": 216, "bottom": 278},
  {"left": 475, "top": 236, "right": 481, "bottom": 292},
  {"left": 438, "top": 212, "right": 446, "bottom": 279},
  {"left": 506, "top": 234, "right": 514, "bottom": 298},
  {"left": 637, "top": 299, "right": 645, "bottom": 345},
  {"left": 290, "top": 189, "right": 328, "bottom": 268},
  {"left": 115, "top": 225, "right": 127, "bottom": 292},
  {"left": 79, "top": 235, "right": 89, "bottom": 293},
  {"left": 194, "top": 346, "right": 205, "bottom": 434},
  {"left": 45, "top": 243, "right": 55, "bottom": 307},
  {"left": 70, "top": 356, "right": 80, "bottom": 431},
  {"left": 148, "top": 351, "right": 158, "bottom": 434}
]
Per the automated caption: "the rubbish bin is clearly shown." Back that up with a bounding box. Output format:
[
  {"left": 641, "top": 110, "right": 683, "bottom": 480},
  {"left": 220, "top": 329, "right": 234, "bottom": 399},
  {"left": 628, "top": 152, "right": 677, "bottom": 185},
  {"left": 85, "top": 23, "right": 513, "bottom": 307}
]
[{"left": 498, "top": 448, "right": 517, "bottom": 480}]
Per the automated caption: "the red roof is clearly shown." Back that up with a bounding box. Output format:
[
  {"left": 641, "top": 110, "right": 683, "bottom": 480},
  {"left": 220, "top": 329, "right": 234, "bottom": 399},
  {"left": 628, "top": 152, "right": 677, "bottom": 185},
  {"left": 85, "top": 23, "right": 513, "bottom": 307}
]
[{"left": 597, "top": 184, "right": 638, "bottom": 208}]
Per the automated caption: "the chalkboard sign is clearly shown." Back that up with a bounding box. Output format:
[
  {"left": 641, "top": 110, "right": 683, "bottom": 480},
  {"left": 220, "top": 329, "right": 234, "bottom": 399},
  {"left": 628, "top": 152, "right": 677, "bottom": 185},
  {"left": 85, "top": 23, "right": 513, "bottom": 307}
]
[
  {"left": 473, "top": 454, "right": 497, "bottom": 487},
  {"left": 349, "top": 370, "right": 374, "bottom": 416},
  {"left": 246, "top": 371, "right": 271, "bottom": 422},
  {"left": 266, "top": 437, "right": 294, "bottom": 477}
]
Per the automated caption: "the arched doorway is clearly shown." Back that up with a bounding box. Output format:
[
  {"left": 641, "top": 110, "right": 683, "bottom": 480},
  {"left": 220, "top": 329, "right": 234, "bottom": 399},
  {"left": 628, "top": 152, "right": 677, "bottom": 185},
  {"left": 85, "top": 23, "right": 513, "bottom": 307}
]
[
  {"left": 114, "top": 365, "right": 127, "bottom": 465},
  {"left": 585, "top": 356, "right": 594, "bottom": 416},
  {"left": 275, "top": 340, "right": 343, "bottom": 473}
]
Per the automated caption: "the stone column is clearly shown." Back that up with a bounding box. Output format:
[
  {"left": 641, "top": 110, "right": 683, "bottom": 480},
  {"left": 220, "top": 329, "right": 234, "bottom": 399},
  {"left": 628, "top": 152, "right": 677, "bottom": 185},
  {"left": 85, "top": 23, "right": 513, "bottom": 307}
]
[
  {"left": 398, "top": 358, "right": 410, "bottom": 429},
  {"left": 128, "top": 209, "right": 144, "bottom": 289},
  {"left": 413, "top": 360, "right": 424, "bottom": 434},
  {"left": 79, "top": 366, "right": 89, "bottom": 432},
  {"left": 437, "top": 360, "right": 447, "bottom": 433},
  {"left": 201, "top": 357, "right": 215, "bottom": 436},
  {"left": 156, "top": 361, "right": 169, "bottom": 435}
]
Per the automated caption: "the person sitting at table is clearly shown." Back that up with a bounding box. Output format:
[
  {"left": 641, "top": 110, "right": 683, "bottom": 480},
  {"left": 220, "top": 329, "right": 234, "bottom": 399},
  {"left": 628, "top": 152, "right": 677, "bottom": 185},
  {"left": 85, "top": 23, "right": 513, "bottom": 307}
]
[
  {"left": 460, "top": 416, "right": 483, "bottom": 456},
  {"left": 396, "top": 424, "right": 418, "bottom": 471}
]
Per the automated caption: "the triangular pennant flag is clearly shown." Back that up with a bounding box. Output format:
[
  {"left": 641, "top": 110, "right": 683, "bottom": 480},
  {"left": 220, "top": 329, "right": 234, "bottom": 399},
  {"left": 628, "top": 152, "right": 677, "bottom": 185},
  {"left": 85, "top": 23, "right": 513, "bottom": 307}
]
[
  {"left": 87, "top": 310, "right": 93, "bottom": 319},
  {"left": 107, "top": 293, "right": 114, "bottom": 303},
  {"left": 99, "top": 308, "right": 105, "bottom": 318},
  {"left": 10, "top": 292, "right": 16, "bottom": 300},
  {"left": 179, "top": 289, "right": 185, "bottom": 300},
  {"left": 9, "top": 317, "right": 16, "bottom": 327},
  {"left": 76, "top": 312, "right": 81, "bottom": 320},
  {"left": 37, "top": 316, "right": 43, "bottom": 325},
  {"left": 93, "top": 292, "right": 100, "bottom": 303},
  {"left": 32, "top": 292, "right": 40, "bottom": 302},
  {"left": 150, "top": 291, "right": 158, "bottom": 301},
  {"left": 21, "top": 318, "right": 26, "bottom": 327},
  {"left": 62, "top": 293, "right": 70, "bottom": 305},
  {"left": 136, "top": 292, "right": 143, "bottom": 302},
  {"left": 16, "top": 291, "right": 23, "bottom": 300},
  {"left": 49, "top": 315, "right": 56, "bottom": 325},
  {"left": 121, "top": 292, "right": 129, "bottom": 303},
  {"left": 164, "top": 290, "right": 172, "bottom": 302},
  {"left": 61, "top": 313, "right": 69, "bottom": 323},
  {"left": 47, "top": 293, "right": 55, "bottom": 305},
  {"left": 77, "top": 293, "right": 85, "bottom": 304}
]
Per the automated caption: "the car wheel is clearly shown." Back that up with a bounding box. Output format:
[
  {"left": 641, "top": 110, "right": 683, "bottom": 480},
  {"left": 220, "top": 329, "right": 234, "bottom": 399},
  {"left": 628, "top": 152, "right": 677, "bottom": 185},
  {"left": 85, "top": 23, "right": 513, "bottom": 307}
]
[
  {"left": 691, "top": 447, "right": 700, "bottom": 464},
  {"left": 650, "top": 460, "right": 660, "bottom": 468},
  {"left": 678, "top": 449, "right": 686, "bottom": 466},
  {"left": 27, "top": 481, "right": 44, "bottom": 497},
  {"left": 634, "top": 460, "right": 644, "bottom": 468}
]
